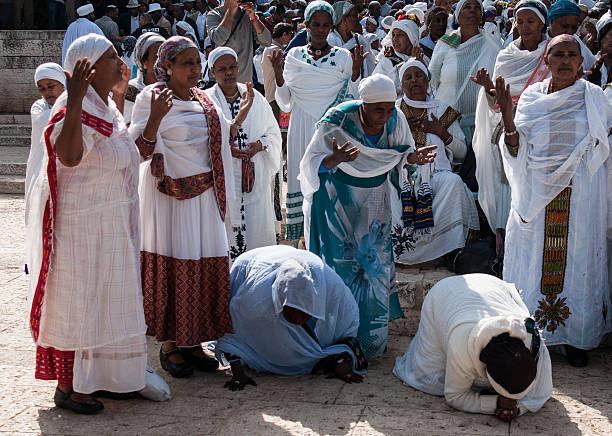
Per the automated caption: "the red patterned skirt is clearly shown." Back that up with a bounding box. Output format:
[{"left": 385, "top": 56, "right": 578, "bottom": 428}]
[{"left": 141, "top": 251, "right": 233, "bottom": 346}]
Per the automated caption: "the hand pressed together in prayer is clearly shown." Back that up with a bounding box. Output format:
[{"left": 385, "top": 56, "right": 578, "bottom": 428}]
[
  {"left": 351, "top": 45, "right": 370, "bottom": 81},
  {"left": 470, "top": 67, "right": 495, "bottom": 95},
  {"left": 269, "top": 49, "right": 285, "bottom": 87},
  {"left": 322, "top": 137, "right": 360, "bottom": 169},
  {"left": 333, "top": 352, "right": 364, "bottom": 384},
  {"left": 407, "top": 145, "right": 437, "bottom": 165},
  {"left": 495, "top": 395, "right": 519, "bottom": 422}
]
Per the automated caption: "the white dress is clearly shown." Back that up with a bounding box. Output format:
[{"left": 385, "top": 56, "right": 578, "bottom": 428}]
[
  {"left": 205, "top": 83, "right": 282, "bottom": 260},
  {"left": 276, "top": 46, "right": 357, "bottom": 240},
  {"left": 393, "top": 274, "right": 553, "bottom": 415},
  {"left": 27, "top": 86, "right": 147, "bottom": 394},
  {"left": 25, "top": 98, "right": 52, "bottom": 214}
]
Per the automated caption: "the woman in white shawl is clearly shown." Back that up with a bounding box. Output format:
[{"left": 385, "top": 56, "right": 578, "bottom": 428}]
[
  {"left": 429, "top": 0, "right": 501, "bottom": 191},
  {"left": 392, "top": 59, "right": 479, "bottom": 264},
  {"left": 27, "top": 34, "right": 147, "bottom": 414},
  {"left": 300, "top": 74, "right": 436, "bottom": 358},
  {"left": 373, "top": 15, "right": 424, "bottom": 95},
  {"left": 215, "top": 246, "right": 368, "bottom": 390},
  {"left": 205, "top": 47, "right": 282, "bottom": 260},
  {"left": 327, "top": 1, "right": 376, "bottom": 78},
  {"left": 500, "top": 35, "right": 612, "bottom": 367},
  {"left": 393, "top": 274, "right": 553, "bottom": 422},
  {"left": 271, "top": 0, "right": 366, "bottom": 241},
  {"left": 129, "top": 36, "right": 253, "bottom": 379},
  {"left": 124, "top": 32, "right": 165, "bottom": 125},
  {"left": 472, "top": 0, "right": 549, "bottom": 254}
]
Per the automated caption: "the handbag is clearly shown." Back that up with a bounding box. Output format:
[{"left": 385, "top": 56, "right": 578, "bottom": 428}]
[
  {"left": 445, "top": 236, "right": 503, "bottom": 278},
  {"left": 242, "top": 157, "right": 255, "bottom": 193}
]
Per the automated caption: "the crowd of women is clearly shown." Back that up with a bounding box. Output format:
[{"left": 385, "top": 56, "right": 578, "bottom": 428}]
[{"left": 22, "top": 0, "right": 611, "bottom": 424}]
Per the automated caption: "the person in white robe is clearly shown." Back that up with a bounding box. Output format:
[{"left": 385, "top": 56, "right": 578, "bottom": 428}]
[
  {"left": 27, "top": 34, "right": 148, "bottom": 414},
  {"left": 205, "top": 47, "right": 282, "bottom": 260},
  {"left": 472, "top": 0, "right": 550, "bottom": 254},
  {"left": 373, "top": 16, "right": 423, "bottom": 95},
  {"left": 392, "top": 59, "right": 479, "bottom": 264},
  {"left": 61, "top": 4, "right": 106, "bottom": 66},
  {"left": 500, "top": 34, "right": 612, "bottom": 367},
  {"left": 124, "top": 32, "right": 166, "bottom": 125},
  {"left": 271, "top": 1, "right": 365, "bottom": 241},
  {"left": 393, "top": 274, "right": 553, "bottom": 421}
]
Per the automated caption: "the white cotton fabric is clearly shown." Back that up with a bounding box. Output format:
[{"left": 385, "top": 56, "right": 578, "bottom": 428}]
[
  {"left": 25, "top": 99, "right": 53, "bottom": 215},
  {"left": 502, "top": 79, "right": 612, "bottom": 349},
  {"left": 327, "top": 30, "right": 376, "bottom": 78},
  {"left": 129, "top": 83, "right": 236, "bottom": 258},
  {"left": 398, "top": 58, "right": 429, "bottom": 85},
  {"left": 26, "top": 85, "right": 147, "bottom": 393},
  {"left": 473, "top": 37, "right": 549, "bottom": 231},
  {"left": 358, "top": 73, "right": 397, "bottom": 103},
  {"left": 61, "top": 18, "right": 107, "bottom": 66},
  {"left": 393, "top": 274, "right": 553, "bottom": 415},
  {"left": 77, "top": 3, "right": 94, "bottom": 16},
  {"left": 64, "top": 33, "right": 112, "bottom": 74},
  {"left": 391, "top": 18, "right": 420, "bottom": 46},
  {"left": 208, "top": 46, "right": 238, "bottom": 69},
  {"left": 34, "top": 63, "right": 66, "bottom": 87},
  {"left": 205, "top": 83, "right": 282, "bottom": 252},
  {"left": 271, "top": 258, "right": 326, "bottom": 320}
]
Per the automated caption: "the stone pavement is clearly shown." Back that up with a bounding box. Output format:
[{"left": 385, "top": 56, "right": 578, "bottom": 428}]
[{"left": 1, "top": 194, "right": 611, "bottom": 435}]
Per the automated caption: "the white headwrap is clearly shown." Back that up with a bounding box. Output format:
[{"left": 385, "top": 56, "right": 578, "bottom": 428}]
[
  {"left": 398, "top": 58, "right": 438, "bottom": 108},
  {"left": 133, "top": 32, "right": 166, "bottom": 73},
  {"left": 515, "top": 6, "right": 546, "bottom": 24},
  {"left": 455, "top": 0, "right": 484, "bottom": 22},
  {"left": 366, "top": 16, "right": 378, "bottom": 26},
  {"left": 413, "top": 1, "right": 428, "bottom": 12},
  {"left": 64, "top": 33, "right": 112, "bottom": 75},
  {"left": 381, "top": 15, "right": 395, "bottom": 30},
  {"left": 207, "top": 46, "right": 238, "bottom": 69},
  {"left": 34, "top": 62, "right": 66, "bottom": 86},
  {"left": 391, "top": 17, "right": 420, "bottom": 46},
  {"left": 596, "top": 14, "right": 612, "bottom": 35},
  {"left": 403, "top": 7, "right": 426, "bottom": 26},
  {"left": 398, "top": 57, "right": 430, "bottom": 83},
  {"left": 176, "top": 21, "right": 200, "bottom": 50},
  {"left": 486, "top": 371, "right": 537, "bottom": 400},
  {"left": 76, "top": 3, "right": 94, "bottom": 16},
  {"left": 358, "top": 73, "right": 397, "bottom": 103},
  {"left": 271, "top": 258, "right": 326, "bottom": 320}
]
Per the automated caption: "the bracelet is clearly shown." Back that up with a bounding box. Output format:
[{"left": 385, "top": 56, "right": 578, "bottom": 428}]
[
  {"left": 230, "top": 119, "right": 242, "bottom": 131},
  {"left": 140, "top": 133, "right": 156, "bottom": 144},
  {"left": 504, "top": 129, "right": 518, "bottom": 137},
  {"left": 443, "top": 134, "right": 453, "bottom": 146}
]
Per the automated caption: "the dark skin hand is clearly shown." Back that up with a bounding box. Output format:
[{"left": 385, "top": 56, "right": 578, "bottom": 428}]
[
  {"left": 333, "top": 352, "right": 364, "bottom": 383},
  {"left": 495, "top": 395, "right": 519, "bottom": 422},
  {"left": 224, "top": 357, "right": 257, "bottom": 391}
]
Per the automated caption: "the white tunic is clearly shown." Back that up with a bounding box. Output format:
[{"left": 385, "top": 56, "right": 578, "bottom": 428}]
[
  {"left": 393, "top": 274, "right": 553, "bottom": 415},
  {"left": 61, "top": 18, "right": 106, "bottom": 66}
]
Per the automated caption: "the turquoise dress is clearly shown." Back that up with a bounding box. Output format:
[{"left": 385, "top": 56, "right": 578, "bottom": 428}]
[{"left": 306, "top": 101, "right": 410, "bottom": 358}]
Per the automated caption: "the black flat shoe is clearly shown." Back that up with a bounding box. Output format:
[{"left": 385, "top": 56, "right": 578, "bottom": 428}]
[
  {"left": 54, "top": 388, "right": 104, "bottom": 415},
  {"left": 91, "top": 390, "right": 138, "bottom": 400},
  {"left": 566, "top": 345, "right": 588, "bottom": 367},
  {"left": 160, "top": 345, "right": 194, "bottom": 378},
  {"left": 180, "top": 346, "right": 219, "bottom": 372}
]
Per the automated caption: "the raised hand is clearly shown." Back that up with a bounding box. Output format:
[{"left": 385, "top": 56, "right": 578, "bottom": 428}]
[
  {"left": 268, "top": 49, "right": 285, "bottom": 86},
  {"left": 470, "top": 67, "right": 495, "bottom": 94},
  {"left": 495, "top": 75, "right": 513, "bottom": 119},
  {"left": 112, "top": 60, "right": 130, "bottom": 95},
  {"left": 411, "top": 45, "right": 424, "bottom": 63},
  {"left": 383, "top": 45, "right": 395, "bottom": 58},
  {"left": 150, "top": 87, "right": 174, "bottom": 121},
  {"left": 323, "top": 137, "right": 360, "bottom": 169},
  {"left": 66, "top": 58, "right": 95, "bottom": 105},
  {"left": 238, "top": 82, "right": 255, "bottom": 115},
  {"left": 407, "top": 145, "right": 437, "bottom": 165},
  {"left": 351, "top": 45, "right": 369, "bottom": 80}
]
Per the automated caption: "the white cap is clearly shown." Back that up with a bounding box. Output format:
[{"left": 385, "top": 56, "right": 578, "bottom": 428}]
[
  {"left": 126, "top": 0, "right": 140, "bottom": 8},
  {"left": 358, "top": 73, "right": 397, "bottom": 103},
  {"left": 148, "top": 2, "right": 164, "bottom": 12},
  {"left": 76, "top": 3, "right": 95, "bottom": 16}
]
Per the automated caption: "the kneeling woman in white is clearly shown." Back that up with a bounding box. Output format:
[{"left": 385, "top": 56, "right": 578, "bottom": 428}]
[
  {"left": 205, "top": 47, "right": 282, "bottom": 261},
  {"left": 393, "top": 274, "right": 552, "bottom": 422}
]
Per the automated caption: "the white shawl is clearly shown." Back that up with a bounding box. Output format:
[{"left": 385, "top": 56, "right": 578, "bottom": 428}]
[
  {"left": 504, "top": 79, "right": 611, "bottom": 222},
  {"left": 327, "top": 30, "right": 375, "bottom": 77}
]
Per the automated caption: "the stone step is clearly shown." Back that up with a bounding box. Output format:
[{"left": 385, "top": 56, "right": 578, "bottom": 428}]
[
  {"left": 0, "top": 136, "right": 30, "bottom": 147},
  {"left": 0, "top": 113, "right": 31, "bottom": 124},
  {"left": 0, "top": 124, "right": 31, "bottom": 136},
  {"left": 0, "top": 174, "right": 24, "bottom": 194},
  {"left": 0, "top": 146, "right": 28, "bottom": 176}
]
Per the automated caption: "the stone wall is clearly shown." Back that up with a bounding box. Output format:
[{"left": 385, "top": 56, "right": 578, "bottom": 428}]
[{"left": 0, "top": 31, "right": 65, "bottom": 113}]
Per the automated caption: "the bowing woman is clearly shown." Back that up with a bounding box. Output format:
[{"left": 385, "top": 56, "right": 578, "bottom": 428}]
[
  {"left": 270, "top": 0, "right": 367, "bottom": 242},
  {"left": 501, "top": 35, "right": 612, "bottom": 367},
  {"left": 27, "top": 34, "right": 148, "bottom": 414},
  {"left": 129, "top": 36, "right": 254, "bottom": 378},
  {"left": 472, "top": 0, "right": 549, "bottom": 256},
  {"left": 428, "top": 0, "right": 501, "bottom": 191}
]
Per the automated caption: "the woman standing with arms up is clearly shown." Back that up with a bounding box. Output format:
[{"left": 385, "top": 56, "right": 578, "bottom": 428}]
[
  {"left": 270, "top": 0, "right": 367, "bottom": 242},
  {"left": 501, "top": 35, "right": 612, "bottom": 367},
  {"left": 129, "top": 36, "right": 254, "bottom": 378}
]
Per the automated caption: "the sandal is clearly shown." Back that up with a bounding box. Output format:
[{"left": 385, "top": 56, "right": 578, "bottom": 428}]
[
  {"left": 160, "top": 345, "right": 194, "bottom": 378},
  {"left": 180, "top": 346, "right": 219, "bottom": 372},
  {"left": 54, "top": 387, "right": 104, "bottom": 415}
]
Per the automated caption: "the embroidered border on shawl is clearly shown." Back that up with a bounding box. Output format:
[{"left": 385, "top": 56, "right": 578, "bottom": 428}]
[
  {"left": 35, "top": 346, "right": 75, "bottom": 386},
  {"left": 150, "top": 153, "right": 214, "bottom": 200},
  {"left": 535, "top": 186, "right": 572, "bottom": 333},
  {"left": 140, "top": 251, "right": 232, "bottom": 346},
  {"left": 135, "top": 134, "right": 156, "bottom": 158},
  {"left": 440, "top": 31, "right": 461, "bottom": 48}
]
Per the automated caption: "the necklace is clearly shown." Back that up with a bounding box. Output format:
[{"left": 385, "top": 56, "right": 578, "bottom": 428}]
[
  {"left": 307, "top": 43, "right": 330, "bottom": 57},
  {"left": 224, "top": 89, "right": 240, "bottom": 102},
  {"left": 407, "top": 105, "right": 427, "bottom": 121},
  {"left": 174, "top": 89, "right": 194, "bottom": 101}
]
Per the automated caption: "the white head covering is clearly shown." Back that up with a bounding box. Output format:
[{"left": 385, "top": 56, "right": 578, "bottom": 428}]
[
  {"left": 596, "top": 14, "right": 612, "bottom": 35},
  {"left": 486, "top": 371, "right": 537, "bottom": 400},
  {"left": 358, "top": 73, "right": 397, "bottom": 103},
  {"left": 515, "top": 5, "right": 546, "bottom": 24},
  {"left": 398, "top": 57, "right": 430, "bottom": 83},
  {"left": 34, "top": 62, "right": 66, "bottom": 86},
  {"left": 76, "top": 3, "right": 95, "bottom": 17},
  {"left": 390, "top": 17, "right": 420, "bottom": 46},
  {"left": 133, "top": 32, "right": 166, "bottom": 73},
  {"left": 271, "top": 258, "right": 326, "bottom": 320},
  {"left": 455, "top": 0, "right": 484, "bottom": 21},
  {"left": 381, "top": 15, "right": 395, "bottom": 30},
  {"left": 207, "top": 46, "right": 238, "bottom": 69},
  {"left": 403, "top": 7, "right": 426, "bottom": 26},
  {"left": 366, "top": 16, "right": 378, "bottom": 26},
  {"left": 364, "top": 32, "right": 381, "bottom": 44},
  {"left": 176, "top": 20, "right": 200, "bottom": 49},
  {"left": 413, "top": 1, "right": 428, "bottom": 12},
  {"left": 64, "top": 33, "right": 112, "bottom": 75}
]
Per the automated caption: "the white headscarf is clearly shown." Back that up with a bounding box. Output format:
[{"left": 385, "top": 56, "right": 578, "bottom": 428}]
[
  {"left": 133, "top": 32, "right": 166, "bottom": 73},
  {"left": 399, "top": 58, "right": 440, "bottom": 109},
  {"left": 454, "top": 0, "right": 484, "bottom": 27},
  {"left": 271, "top": 258, "right": 326, "bottom": 320},
  {"left": 358, "top": 73, "right": 397, "bottom": 103},
  {"left": 207, "top": 46, "right": 238, "bottom": 69},
  {"left": 176, "top": 21, "right": 200, "bottom": 50},
  {"left": 398, "top": 57, "right": 429, "bottom": 83},
  {"left": 390, "top": 17, "right": 420, "bottom": 46},
  {"left": 34, "top": 62, "right": 66, "bottom": 86},
  {"left": 64, "top": 33, "right": 112, "bottom": 75}
]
